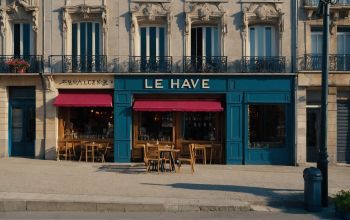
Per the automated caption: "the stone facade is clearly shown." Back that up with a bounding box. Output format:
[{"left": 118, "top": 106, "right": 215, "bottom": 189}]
[{"left": 0, "top": 0, "right": 297, "bottom": 163}]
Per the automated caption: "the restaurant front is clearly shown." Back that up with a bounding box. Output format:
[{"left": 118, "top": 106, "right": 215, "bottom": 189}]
[
  {"left": 52, "top": 76, "right": 115, "bottom": 162},
  {"left": 114, "top": 75, "right": 295, "bottom": 165}
]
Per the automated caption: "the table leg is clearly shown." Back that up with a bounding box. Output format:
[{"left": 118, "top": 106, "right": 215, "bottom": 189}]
[
  {"left": 86, "top": 146, "right": 88, "bottom": 162},
  {"left": 210, "top": 148, "right": 213, "bottom": 164},
  {"left": 170, "top": 152, "right": 176, "bottom": 172},
  {"left": 204, "top": 148, "right": 207, "bottom": 165}
]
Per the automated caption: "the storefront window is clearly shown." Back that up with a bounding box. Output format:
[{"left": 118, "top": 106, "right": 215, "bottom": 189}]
[
  {"left": 183, "top": 112, "right": 217, "bottom": 141},
  {"left": 61, "top": 108, "right": 113, "bottom": 139},
  {"left": 138, "top": 112, "right": 173, "bottom": 141},
  {"left": 248, "top": 105, "right": 286, "bottom": 148}
]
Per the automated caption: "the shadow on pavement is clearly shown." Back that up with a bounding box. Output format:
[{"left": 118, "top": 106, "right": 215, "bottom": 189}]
[
  {"left": 141, "top": 182, "right": 339, "bottom": 219},
  {"left": 96, "top": 164, "right": 146, "bottom": 174}
]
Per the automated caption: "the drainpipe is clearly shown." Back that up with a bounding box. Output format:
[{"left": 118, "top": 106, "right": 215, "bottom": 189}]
[{"left": 40, "top": 0, "right": 46, "bottom": 159}]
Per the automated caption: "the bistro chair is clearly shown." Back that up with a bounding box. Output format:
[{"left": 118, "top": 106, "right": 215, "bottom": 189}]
[
  {"left": 145, "top": 143, "right": 161, "bottom": 173},
  {"left": 194, "top": 144, "right": 206, "bottom": 164},
  {"left": 177, "top": 144, "right": 195, "bottom": 174},
  {"left": 57, "top": 141, "right": 74, "bottom": 161},
  {"left": 95, "top": 142, "right": 110, "bottom": 163}
]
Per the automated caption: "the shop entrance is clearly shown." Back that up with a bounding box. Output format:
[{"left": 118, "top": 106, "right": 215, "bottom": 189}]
[
  {"left": 9, "top": 87, "right": 35, "bottom": 158},
  {"left": 306, "top": 107, "right": 321, "bottom": 162}
]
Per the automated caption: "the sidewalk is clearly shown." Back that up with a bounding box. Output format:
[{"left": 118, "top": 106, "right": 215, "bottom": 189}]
[{"left": 0, "top": 158, "right": 349, "bottom": 212}]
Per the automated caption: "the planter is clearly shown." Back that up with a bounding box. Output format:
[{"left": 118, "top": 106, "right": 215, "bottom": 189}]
[
  {"left": 17, "top": 68, "right": 26, "bottom": 74},
  {"left": 336, "top": 207, "right": 350, "bottom": 220}
]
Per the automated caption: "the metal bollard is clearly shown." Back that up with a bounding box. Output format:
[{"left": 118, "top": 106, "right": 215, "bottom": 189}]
[{"left": 303, "top": 167, "right": 323, "bottom": 212}]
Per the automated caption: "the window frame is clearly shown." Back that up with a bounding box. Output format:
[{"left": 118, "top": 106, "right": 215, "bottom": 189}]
[{"left": 248, "top": 25, "right": 276, "bottom": 57}]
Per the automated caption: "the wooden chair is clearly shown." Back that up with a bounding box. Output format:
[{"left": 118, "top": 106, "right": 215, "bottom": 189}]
[
  {"left": 177, "top": 144, "right": 195, "bottom": 174},
  {"left": 145, "top": 144, "right": 161, "bottom": 173},
  {"left": 57, "top": 141, "right": 74, "bottom": 161},
  {"left": 95, "top": 142, "right": 110, "bottom": 163}
]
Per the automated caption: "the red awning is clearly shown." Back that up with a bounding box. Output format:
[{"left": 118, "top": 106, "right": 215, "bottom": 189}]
[
  {"left": 133, "top": 100, "right": 223, "bottom": 112},
  {"left": 54, "top": 91, "right": 113, "bottom": 107}
]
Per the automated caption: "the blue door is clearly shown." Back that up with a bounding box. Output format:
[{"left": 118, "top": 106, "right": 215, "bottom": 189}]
[
  {"left": 9, "top": 87, "right": 35, "bottom": 158},
  {"left": 244, "top": 104, "right": 291, "bottom": 165}
]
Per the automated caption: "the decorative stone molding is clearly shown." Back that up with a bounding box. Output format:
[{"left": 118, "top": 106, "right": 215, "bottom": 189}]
[
  {"left": 242, "top": 3, "right": 284, "bottom": 39},
  {"left": 185, "top": 2, "right": 226, "bottom": 35},
  {"left": 130, "top": 2, "right": 171, "bottom": 33},
  {"left": 5, "top": 0, "right": 39, "bottom": 32},
  {"left": 0, "top": 9, "right": 7, "bottom": 37},
  {"left": 62, "top": 4, "right": 108, "bottom": 33}
]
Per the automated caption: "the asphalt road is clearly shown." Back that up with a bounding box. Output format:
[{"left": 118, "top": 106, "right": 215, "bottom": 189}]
[{"left": 0, "top": 211, "right": 340, "bottom": 220}]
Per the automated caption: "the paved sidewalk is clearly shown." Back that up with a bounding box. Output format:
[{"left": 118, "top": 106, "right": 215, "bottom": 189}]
[{"left": 0, "top": 158, "right": 349, "bottom": 212}]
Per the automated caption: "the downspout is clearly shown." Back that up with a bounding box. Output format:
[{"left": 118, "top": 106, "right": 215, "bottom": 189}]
[{"left": 40, "top": 0, "right": 46, "bottom": 159}]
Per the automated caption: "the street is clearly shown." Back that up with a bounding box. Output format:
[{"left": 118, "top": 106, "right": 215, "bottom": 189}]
[{"left": 0, "top": 210, "right": 340, "bottom": 220}]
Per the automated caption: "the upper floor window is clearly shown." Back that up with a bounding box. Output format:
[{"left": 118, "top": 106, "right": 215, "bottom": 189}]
[
  {"left": 337, "top": 28, "right": 350, "bottom": 54},
  {"left": 140, "top": 26, "right": 166, "bottom": 57},
  {"left": 311, "top": 27, "right": 323, "bottom": 54},
  {"left": 249, "top": 26, "right": 276, "bottom": 57},
  {"left": 13, "top": 23, "right": 33, "bottom": 56},
  {"left": 191, "top": 26, "right": 219, "bottom": 57},
  {"left": 72, "top": 22, "right": 102, "bottom": 57}
]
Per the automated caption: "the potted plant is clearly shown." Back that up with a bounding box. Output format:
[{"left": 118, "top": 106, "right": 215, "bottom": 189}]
[
  {"left": 6, "top": 58, "right": 30, "bottom": 73},
  {"left": 334, "top": 190, "right": 350, "bottom": 220}
]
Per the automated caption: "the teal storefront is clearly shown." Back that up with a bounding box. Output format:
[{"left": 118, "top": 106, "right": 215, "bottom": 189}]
[{"left": 114, "top": 75, "right": 295, "bottom": 165}]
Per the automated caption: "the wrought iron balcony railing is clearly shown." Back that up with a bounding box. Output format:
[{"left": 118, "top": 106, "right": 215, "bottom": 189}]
[
  {"left": 304, "top": 0, "right": 350, "bottom": 6},
  {"left": 241, "top": 56, "right": 286, "bottom": 73},
  {"left": 300, "top": 54, "right": 350, "bottom": 71},
  {"left": 0, "top": 55, "right": 43, "bottom": 73},
  {"left": 183, "top": 56, "right": 227, "bottom": 73},
  {"left": 129, "top": 56, "right": 172, "bottom": 73},
  {"left": 50, "top": 55, "right": 108, "bottom": 73}
]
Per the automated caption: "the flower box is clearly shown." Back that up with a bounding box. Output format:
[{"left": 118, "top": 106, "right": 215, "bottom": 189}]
[{"left": 6, "top": 58, "right": 30, "bottom": 73}]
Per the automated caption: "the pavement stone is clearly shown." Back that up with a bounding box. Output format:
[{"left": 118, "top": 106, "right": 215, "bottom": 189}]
[{"left": 0, "top": 158, "right": 349, "bottom": 212}]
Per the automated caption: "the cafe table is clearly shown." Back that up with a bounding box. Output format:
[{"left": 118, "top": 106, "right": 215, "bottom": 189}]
[{"left": 158, "top": 145, "right": 180, "bottom": 172}]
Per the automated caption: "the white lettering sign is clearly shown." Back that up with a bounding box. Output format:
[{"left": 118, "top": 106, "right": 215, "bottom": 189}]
[{"left": 144, "top": 79, "right": 210, "bottom": 89}]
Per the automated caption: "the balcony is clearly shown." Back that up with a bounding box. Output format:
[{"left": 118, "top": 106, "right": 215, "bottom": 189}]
[
  {"left": 304, "top": 0, "right": 350, "bottom": 19},
  {"left": 0, "top": 55, "right": 43, "bottom": 74},
  {"left": 241, "top": 56, "right": 286, "bottom": 73},
  {"left": 129, "top": 56, "right": 172, "bottom": 73},
  {"left": 49, "top": 55, "right": 112, "bottom": 73},
  {"left": 183, "top": 56, "right": 227, "bottom": 73},
  {"left": 299, "top": 54, "right": 350, "bottom": 71}
]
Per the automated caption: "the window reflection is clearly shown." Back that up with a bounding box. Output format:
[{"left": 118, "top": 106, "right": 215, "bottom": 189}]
[
  {"left": 138, "top": 112, "right": 173, "bottom": 141},
  {"left": 249, "top": 105, "right": 286, "bottom": 148},
  {"left": 183, "top": 112, "right": 217, "bottom": 141}
]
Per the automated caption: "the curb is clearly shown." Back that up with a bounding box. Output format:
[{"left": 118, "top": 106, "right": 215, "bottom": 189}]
[{"left": 0, "top": 200, "right": 252, "bottom": 212}]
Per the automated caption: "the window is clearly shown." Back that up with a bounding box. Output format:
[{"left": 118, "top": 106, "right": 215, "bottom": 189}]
[
  {"left": 13, "top": 23, "right": 32, "bottom": 56},
  {"left": 191, "top": 27, "right": 219, "bottom": 57},
  {"left": 311, "top": 27, "right": 323, "bottom": 55},
  {"left": 337, "top": 28, "right": 350, "bottom": 70},
  {"left": 249, "top": 26, "right": 275, "bottom": 56},
  {"left": 138, "top": 112, "right": 173, "bottom": 141},
  {"left": 248, "top": 105, "right": 286, "bottom": 148},
  {"left": 72, "top": 22, "right": 102, "bottom": 71},
  {"left": 183, "top": 112, "right": 217, "bottom": 141},
  {"left": 140, "top": 26, "right": 166, "bottom": 57}
]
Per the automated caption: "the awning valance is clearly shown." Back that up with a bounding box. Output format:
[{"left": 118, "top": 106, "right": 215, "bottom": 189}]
[
  {"left": 53, "top": 91, "right": 113, "bottom": 107},
  {"left": 133, "top": 100, "right": 223, "bottom": 112}
]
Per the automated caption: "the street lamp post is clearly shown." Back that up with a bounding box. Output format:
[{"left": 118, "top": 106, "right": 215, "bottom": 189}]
[{"left": 316, "top": 0, "right": 337, "bottom": 207}]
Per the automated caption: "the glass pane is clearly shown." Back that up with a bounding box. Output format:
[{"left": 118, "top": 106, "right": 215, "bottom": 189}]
[
  {"left": 23, "top": 24, "right": 31, "bottom": 56},
  {"left": 87, "top": 22, "right": 93, "bottom": 56},
  {"left": 265, "top": 27, "right": 272, "bottom": 56},
  {"left": 12, "top": 128, "right": 23, "bottom": 143},
  {"left": 249, "top": 28, "right": 255, "bottom": 56},
  {"left": 80, "top": 23, "right": 86, "bottom": 56},
  {"left": 159, "top": 27, "right": 165, "bottom": 57},
  {"left": 337, "top": 34, "right": 344, "bottom": 54},
  {"left": 257, "top": 27, "right": 264, "bottom": 56},
  {"left": 149, "top": 27, "right": 157, "bottom": 57},
  {"left": 138, "top": 112, "right": 173, "bottom": 141},
  {"left": 12, "top": 108, "right": 23, "bottom": 143},
  {"left": 213, "top": 27, "right": 219, "bottom": 56},
  {"left": 206, "top": 27, "right": 212, "bottom": 56},
  {"left": 311, "top": 34, "right": 318, "bottom": 54},
  {"left": 14, "top": 24, "right": 21, "bottom": 56},
  {"left": 183, "top": 112, "right": 217, "bottom": 141},
  {"left": 95, "top": 23, "right": 100, "bottom": 56},
  {"left": 140, "top": 27, "right": 147, "bottom": 57},
  {"left": 12, "top": 108, "right": 23, "bottom": 127},
  {"left": 72, "top": 23, "right": 78, "bottom": 56},
  {"left": 248, "top": 105, "right": 286, "bottom": 148}
]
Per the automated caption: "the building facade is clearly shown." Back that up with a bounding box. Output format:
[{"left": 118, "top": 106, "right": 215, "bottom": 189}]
[
  {"left": 0, "top": 0, "right": 311, "bottom": 165},
  {"left": 297, "top": 0, "right": 350, "bottom": 164}
]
